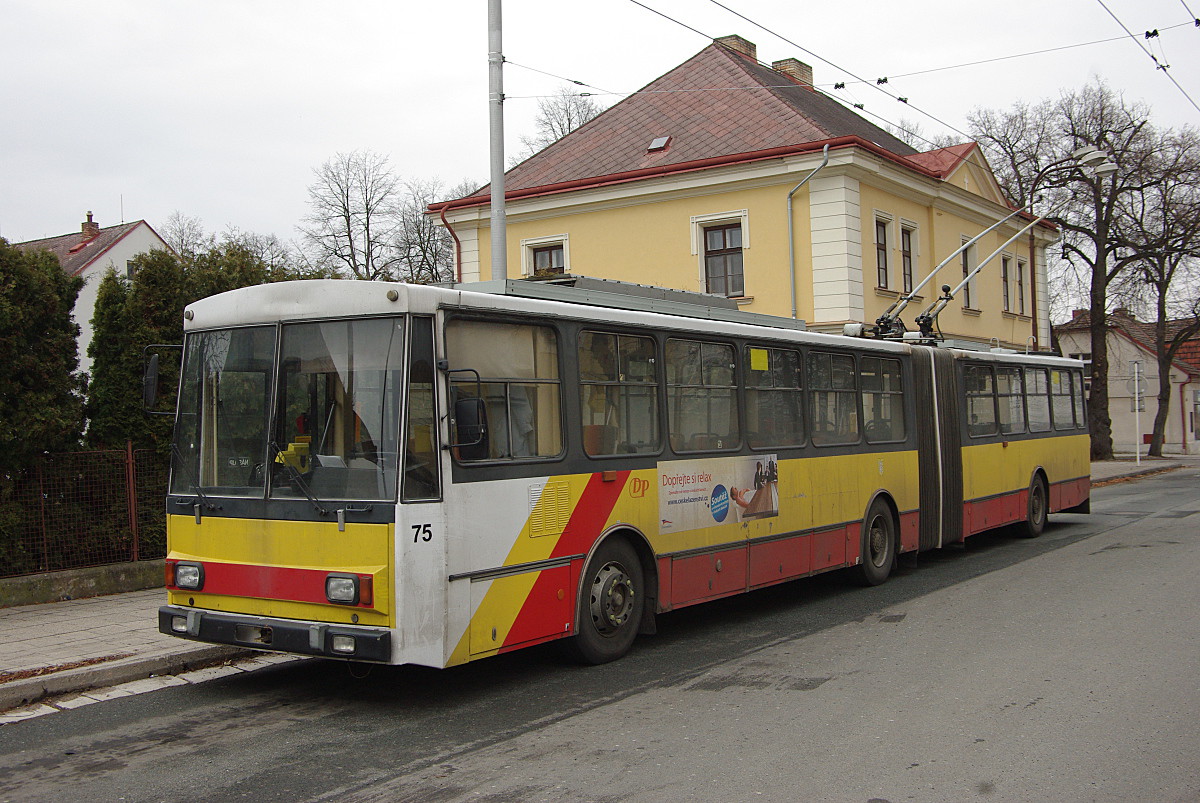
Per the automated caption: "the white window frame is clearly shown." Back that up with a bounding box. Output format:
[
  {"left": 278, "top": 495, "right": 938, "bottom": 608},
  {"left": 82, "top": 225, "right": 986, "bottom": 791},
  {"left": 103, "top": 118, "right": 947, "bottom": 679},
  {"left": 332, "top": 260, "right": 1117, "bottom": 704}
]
[
  {"left": 1000, "top": 252, "right": 1013, "bottom": 312},
  {"left": 961, "top": 237, "right": 978, "bottom": 309},
  {"left": 520, "top": 234, "right": 570, "bottom": 276},
  {"left": 690, "top": 210, "right": 749, "bottom": 294},
  {"left": 873, "top": 212, "right": 893, "bottom": 289},
  {"left": 899, "top": 220, "right": 918, "bottom": 295}
]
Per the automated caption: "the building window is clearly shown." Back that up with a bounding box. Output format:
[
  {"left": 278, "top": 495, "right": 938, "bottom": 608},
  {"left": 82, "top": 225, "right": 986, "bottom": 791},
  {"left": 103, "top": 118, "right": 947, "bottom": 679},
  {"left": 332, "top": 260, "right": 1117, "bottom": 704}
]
[
  {"left": 704, "top": 223, "right": 744, "bottom": 297},
  {"left": 900, "top": 226, "right": 914, "bottom": 294},
  {"left": 875, "top": 219, "right": 889, "bottom": 288},
  {"left": 520, "top": 234, "right": 570, "bottom": 276},
  {"left": 961, "top": 242, "right": 975, "bottom": 309},
  {"left": 532, "top": 245, "right": 564, "bottom": 274},
  {"left": 1001, "top": 256, "right": 1011, "bottom": 312},
  {"left": 126, "top": 260, "right": 137, "bottom": 278},
  {"left": 1016, "top": 260, "right": 1026, "bottom": 315}
]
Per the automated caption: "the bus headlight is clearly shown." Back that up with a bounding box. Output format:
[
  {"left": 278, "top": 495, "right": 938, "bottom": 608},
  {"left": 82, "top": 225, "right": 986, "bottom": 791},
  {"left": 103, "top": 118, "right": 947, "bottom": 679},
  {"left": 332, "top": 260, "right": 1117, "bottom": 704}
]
[
  {"left": 174, "top": 562, "right": 204, "bottom": 590},
  {"left": 330, "top": 635, "right": 356, "bottom": 654},
  {"left": 325, "top": 574, "right": 360, "bottom": 605}
]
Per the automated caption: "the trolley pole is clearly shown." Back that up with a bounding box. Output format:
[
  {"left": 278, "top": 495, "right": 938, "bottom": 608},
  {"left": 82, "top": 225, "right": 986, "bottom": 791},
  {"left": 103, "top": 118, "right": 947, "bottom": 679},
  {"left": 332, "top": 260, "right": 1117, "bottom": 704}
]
[{"left": 488, "top": 0, "right": 508, "bottom": 279}]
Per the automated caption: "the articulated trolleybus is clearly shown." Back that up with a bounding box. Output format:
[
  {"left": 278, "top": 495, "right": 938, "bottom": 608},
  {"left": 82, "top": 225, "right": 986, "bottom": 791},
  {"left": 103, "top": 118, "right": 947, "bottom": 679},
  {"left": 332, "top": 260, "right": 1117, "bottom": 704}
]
[{"left": 159, "top": 278, "right": 1090, "bottom": 666}]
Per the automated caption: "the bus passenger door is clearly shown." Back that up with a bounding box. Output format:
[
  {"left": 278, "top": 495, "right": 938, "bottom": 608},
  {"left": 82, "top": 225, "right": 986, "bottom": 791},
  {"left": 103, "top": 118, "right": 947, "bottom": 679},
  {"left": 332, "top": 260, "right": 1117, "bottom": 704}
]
[{"left": 395, "top": 316, "right": 448, "bottom": 667}]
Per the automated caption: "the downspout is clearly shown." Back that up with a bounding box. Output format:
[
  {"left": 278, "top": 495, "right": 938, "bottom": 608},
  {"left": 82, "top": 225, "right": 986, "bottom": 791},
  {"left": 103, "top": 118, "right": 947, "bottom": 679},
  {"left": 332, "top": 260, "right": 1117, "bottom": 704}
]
[
  {"left": 787, "top": 144, "right": 830, "bottom": 320},
  {"left": 1029, "top": 230, "right": 1039, "bottom": 351},
  {"left": 439, "top": 205, "right": 463, "bottom": 284}
]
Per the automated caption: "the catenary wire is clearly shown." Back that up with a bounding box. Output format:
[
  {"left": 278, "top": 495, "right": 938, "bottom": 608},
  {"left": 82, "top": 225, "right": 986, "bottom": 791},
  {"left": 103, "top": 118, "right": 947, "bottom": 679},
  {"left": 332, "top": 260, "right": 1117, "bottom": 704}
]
[{"left": 1093, "top": 0, "right": 1200, "bottom": 114}]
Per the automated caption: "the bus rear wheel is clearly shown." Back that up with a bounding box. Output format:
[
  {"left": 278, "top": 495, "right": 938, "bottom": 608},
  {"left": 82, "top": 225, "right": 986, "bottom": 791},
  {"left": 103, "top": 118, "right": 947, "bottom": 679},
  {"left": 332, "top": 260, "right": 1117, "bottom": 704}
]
[
  {"left": 1021, "top": 475, "right": 1048, "bottom": 538},
  {"left": 855, "top": 499, "right": 897, "bottom": 587},
  {"left": 566, "top": 538, "right": 644, "bottom": 665}
]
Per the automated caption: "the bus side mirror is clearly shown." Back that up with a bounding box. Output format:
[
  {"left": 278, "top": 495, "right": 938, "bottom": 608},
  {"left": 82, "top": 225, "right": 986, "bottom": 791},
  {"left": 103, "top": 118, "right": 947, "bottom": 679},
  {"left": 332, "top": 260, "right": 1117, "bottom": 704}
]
[
  {"left": 452, "top": 397, "right": 489, "bottom": 460},
  {"left": 142, "top": 344, "right": 182, "bottom": 417},
  {"left": 143, "top": 353, "right": 160, "bottom": 411}
]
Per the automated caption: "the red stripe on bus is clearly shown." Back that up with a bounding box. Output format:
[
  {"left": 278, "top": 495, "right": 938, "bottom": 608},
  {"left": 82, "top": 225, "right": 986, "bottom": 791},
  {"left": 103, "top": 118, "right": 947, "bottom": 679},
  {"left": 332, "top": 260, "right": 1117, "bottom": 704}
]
[
  {"left": 166, "top": 561, "right": 374, "bottom": 608},
  {"left": 503, "top": 471, "right": 631, "bottom": 648}
]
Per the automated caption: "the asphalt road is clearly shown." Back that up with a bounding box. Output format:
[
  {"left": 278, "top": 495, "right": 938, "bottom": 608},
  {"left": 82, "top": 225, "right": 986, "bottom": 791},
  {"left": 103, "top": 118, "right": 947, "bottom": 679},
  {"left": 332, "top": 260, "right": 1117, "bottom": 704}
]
[{"left": 1, "top": 467, "right": 1198, "bottom": 803}]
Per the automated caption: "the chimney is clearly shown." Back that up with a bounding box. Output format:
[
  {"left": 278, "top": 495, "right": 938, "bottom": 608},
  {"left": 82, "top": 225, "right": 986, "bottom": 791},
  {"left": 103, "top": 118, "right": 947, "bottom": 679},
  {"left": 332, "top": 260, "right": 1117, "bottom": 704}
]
[
  {"left": 81, "top": 211, "right": 100, "bottom": 240},
  {"left": 772, "top": 58, "right": 814, "bottom": 88},
  {"left": 713, "top": 35, "right": 756, "bottom": 61},
  {"left": 1072, "top": 309, "right": 1087, "bottom": 320}
]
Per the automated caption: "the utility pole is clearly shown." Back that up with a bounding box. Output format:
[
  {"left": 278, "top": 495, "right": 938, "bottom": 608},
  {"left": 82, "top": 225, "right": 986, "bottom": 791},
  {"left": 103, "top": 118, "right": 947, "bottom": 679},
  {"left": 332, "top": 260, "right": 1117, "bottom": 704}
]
[{"left": 488, "top": 0, "right": 507, "bottom": 279}]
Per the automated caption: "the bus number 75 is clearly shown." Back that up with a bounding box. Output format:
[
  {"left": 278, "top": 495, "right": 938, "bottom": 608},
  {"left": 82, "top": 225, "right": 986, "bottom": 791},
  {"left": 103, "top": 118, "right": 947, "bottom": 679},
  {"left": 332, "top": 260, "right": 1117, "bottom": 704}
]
[{"left": 412, "top": 524, "right": 433, "bottom": 543}]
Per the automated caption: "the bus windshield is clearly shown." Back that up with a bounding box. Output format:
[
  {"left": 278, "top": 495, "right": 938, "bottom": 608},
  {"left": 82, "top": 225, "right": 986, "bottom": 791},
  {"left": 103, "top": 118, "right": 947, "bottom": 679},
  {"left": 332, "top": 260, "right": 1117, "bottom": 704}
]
[{"left": 171, "top": 318, "right": 405, "bottom": 502}]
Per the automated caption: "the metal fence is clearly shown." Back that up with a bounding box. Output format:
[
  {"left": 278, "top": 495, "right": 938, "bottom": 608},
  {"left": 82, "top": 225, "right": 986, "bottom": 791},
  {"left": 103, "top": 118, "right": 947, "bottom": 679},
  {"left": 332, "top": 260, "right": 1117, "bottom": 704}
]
[{"left": 0, "top": 444, "right": 167, "bottom": 579}]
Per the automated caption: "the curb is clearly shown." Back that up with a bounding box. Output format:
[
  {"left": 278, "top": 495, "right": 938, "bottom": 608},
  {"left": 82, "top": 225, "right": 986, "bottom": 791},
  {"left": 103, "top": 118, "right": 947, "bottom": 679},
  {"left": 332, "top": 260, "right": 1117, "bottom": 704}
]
[
  {"left": 0, "top": 645, "right": 250, "bottom": 712},
  {"left": 1091, "top": 463, "right": 1183, "bottom": 487}
]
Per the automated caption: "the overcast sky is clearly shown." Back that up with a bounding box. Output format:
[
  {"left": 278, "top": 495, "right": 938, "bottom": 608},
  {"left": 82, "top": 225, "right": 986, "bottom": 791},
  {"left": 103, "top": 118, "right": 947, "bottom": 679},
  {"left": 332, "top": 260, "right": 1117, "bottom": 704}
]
[{"left": 2, "top": 0, "right": 1198, "bottom": 246}]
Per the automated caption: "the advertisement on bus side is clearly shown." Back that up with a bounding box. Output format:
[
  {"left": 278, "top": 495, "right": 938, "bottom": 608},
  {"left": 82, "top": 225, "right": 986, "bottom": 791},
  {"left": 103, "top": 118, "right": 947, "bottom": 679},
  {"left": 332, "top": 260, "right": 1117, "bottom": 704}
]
[{"left": 658, "top": 455, "right": 779, "bottom": 534}]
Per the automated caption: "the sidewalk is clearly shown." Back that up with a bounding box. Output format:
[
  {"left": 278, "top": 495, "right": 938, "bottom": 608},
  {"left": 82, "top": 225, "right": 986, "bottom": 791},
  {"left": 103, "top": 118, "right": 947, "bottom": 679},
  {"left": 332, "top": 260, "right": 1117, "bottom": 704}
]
[{"left": 1, "top": 456, "right": 1194, "bottom": 715}]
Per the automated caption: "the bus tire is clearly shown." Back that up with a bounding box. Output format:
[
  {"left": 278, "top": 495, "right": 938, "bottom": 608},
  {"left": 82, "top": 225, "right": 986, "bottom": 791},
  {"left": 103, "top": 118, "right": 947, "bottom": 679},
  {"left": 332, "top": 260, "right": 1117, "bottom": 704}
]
[
  {"left": 855, "top": 498, "right": 897, "bottom": 587},
  {"left": 1021, "top": 475, "right": 1048, "bottom": 538},
  {"left": 567, "top": 538, "right": 644, "bottom": 665}
]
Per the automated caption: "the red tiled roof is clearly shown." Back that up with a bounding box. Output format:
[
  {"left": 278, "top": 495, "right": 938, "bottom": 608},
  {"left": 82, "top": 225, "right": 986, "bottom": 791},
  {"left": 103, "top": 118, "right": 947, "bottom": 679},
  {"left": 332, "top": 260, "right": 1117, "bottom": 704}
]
[
  {"left": 903, "top": 143, "right": 977, "bottom": 178},
  {"left": 14, "top": 221, "right": 146, "bottom": 277},
  {"left": 1056, "top": 309, "right": 1200, "bottom": 375},
  {"left": 452, "top": 41, "right": 919, "bottom": 204}
]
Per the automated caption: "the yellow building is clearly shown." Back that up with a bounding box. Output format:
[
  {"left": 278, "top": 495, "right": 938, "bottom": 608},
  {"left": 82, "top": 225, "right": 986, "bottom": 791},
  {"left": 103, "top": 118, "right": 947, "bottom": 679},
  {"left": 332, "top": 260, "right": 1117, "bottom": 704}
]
[{"left": 433, "top": 35, "right": 1057, "bottom": 350}]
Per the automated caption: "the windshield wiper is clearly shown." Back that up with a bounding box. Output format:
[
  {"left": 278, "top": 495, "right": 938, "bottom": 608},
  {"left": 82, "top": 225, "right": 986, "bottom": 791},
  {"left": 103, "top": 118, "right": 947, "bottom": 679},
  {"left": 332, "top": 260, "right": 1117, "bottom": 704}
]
[
  {"left": 269, "top": 441, "right": 329, "bottom": 517},
  {"left": 170, "top": 443, "right": 221, "bottom": 512}
]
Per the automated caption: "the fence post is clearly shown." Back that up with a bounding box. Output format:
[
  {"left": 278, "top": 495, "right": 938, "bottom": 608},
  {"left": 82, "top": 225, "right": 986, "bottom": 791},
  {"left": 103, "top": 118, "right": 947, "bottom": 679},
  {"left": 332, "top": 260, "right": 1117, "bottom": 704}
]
[
  {"left": 126, "top": 440, "right": 140, "bottom": 561},
  {"left": 37, "top": 461, "right": 48, "bottom": 572}
]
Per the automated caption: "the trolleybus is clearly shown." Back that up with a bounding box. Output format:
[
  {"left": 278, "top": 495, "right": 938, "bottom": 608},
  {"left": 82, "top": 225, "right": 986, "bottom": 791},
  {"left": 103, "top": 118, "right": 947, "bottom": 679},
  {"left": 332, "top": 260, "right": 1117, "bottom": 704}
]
[{"left": 157, "top": 278, "right": 1090, "bottom": 666}]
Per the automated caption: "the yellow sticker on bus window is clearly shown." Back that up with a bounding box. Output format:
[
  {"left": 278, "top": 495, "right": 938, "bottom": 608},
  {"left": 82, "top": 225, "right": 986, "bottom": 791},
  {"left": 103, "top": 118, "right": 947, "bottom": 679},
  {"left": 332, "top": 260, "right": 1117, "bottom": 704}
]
[{"left": 749, "top": 348, "right": 769, "bottom": 372}]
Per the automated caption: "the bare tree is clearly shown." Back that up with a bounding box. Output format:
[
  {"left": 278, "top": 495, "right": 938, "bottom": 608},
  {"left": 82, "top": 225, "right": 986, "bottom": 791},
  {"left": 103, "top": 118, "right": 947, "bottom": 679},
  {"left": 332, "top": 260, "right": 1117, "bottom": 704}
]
[
  {"left": 1111, "top": 128, "right": 1200, "bottom": 455},
  {"left": 515, "top": 88, "right": 604, "bottom": 161},
  {"left": 160, "top": 211, "right": 212, "bottom": 259},
  {"left": 395, "top": 179, "right": 478, "bottom": 284},
  {"left": 298, "top": 150, "right": 401, "bottom": 280},
  {"left": 970, "top": 80, "right": 1163, "bottom": 460},
  {"left": 882, "top": 118, "right": 960, "bottom": 151}
]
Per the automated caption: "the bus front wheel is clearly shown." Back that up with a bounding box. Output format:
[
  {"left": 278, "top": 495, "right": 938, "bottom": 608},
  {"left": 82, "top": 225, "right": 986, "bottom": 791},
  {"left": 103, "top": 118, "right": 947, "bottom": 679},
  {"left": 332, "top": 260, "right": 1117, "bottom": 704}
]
[
  {"left": 855, "top": 499, "right": 897, "bottom": 587},
  {"left": 1021, "top": 475, "right": 1048, "bottom": 538},
  {"left": 567, "top": 538, "right": 644, "bottom": 665}
]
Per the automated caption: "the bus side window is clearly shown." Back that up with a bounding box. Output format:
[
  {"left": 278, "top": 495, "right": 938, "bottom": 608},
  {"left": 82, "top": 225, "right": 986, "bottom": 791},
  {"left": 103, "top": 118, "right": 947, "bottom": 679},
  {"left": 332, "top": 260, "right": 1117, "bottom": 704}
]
[
  {"left": 745, "top": 345, "right": 804, "bottom": 448},
  {"left": 578, "top": 331, "right": 660, "bottom": 456},
  {"left": 1051, "top": 369, "right": 1075, "bottom": 430},
  {"left": 808, "top": 352, "right": 859, "bottom": 446},
  {"left": 445, "top": 319, "right": 563, "bottom": 461},
  {"left": 1026, "top": 368, "right": 1051, "bottom": 432},
  {"left": 402, "top": 317, "right": 440, "bottom": 501},
  {"left": 964, "top": 365, "right": 998, "bottom": 437},
  {"left": 666, "top": 338, "right": 739, "bottom": 452},
  {"left": 996, "top": 366, "right": 1026, "bottom": 435},
  {"left": 861, "top": 356, "right": 905, "bottom": 443}
]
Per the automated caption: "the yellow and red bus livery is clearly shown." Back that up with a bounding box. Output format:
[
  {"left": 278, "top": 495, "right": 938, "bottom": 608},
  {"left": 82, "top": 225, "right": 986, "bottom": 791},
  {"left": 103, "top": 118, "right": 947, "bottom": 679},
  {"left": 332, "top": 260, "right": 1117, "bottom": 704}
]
[{"left": 158, "top": 279, "right": 1089, "bottom": 666}]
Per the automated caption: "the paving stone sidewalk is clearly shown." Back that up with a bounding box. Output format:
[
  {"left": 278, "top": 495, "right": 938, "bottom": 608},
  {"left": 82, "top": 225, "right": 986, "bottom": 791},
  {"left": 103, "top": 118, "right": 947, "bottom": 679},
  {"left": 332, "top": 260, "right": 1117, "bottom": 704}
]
[{"left": 1, "top": 456, "right": 1193, "bottom": 715}]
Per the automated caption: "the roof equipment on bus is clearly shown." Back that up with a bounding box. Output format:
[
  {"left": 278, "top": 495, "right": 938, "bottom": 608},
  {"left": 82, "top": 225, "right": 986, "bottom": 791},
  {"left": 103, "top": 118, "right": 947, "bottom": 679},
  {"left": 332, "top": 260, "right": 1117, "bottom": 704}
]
[{"left": 457, "top": 275, "right": 809, "bottom": 332}]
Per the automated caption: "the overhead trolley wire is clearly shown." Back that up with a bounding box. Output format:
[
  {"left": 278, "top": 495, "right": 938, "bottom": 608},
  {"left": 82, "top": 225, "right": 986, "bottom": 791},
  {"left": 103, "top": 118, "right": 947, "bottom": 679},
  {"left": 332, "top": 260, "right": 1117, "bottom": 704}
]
[{"left": 1093, "top": 0, "right": 1200, "bottom": 114}]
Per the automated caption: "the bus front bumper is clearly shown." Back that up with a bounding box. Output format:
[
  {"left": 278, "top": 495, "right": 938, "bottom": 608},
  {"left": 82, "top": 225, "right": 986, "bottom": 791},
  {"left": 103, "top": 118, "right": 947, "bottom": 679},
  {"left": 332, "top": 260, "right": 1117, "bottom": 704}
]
[{"left": 158, "top": 605, "right": 391, "bottom": 662}]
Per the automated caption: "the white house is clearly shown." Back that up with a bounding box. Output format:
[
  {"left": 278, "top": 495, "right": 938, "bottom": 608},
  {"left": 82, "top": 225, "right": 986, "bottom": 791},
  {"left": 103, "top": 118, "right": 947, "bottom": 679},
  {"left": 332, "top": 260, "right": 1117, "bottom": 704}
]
[
  {"left": 1056, "top": 308, "right": 1200, "bottom": 454},
  {"left": 13, "top": 212, "right": 170, "bottom": 376}
]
